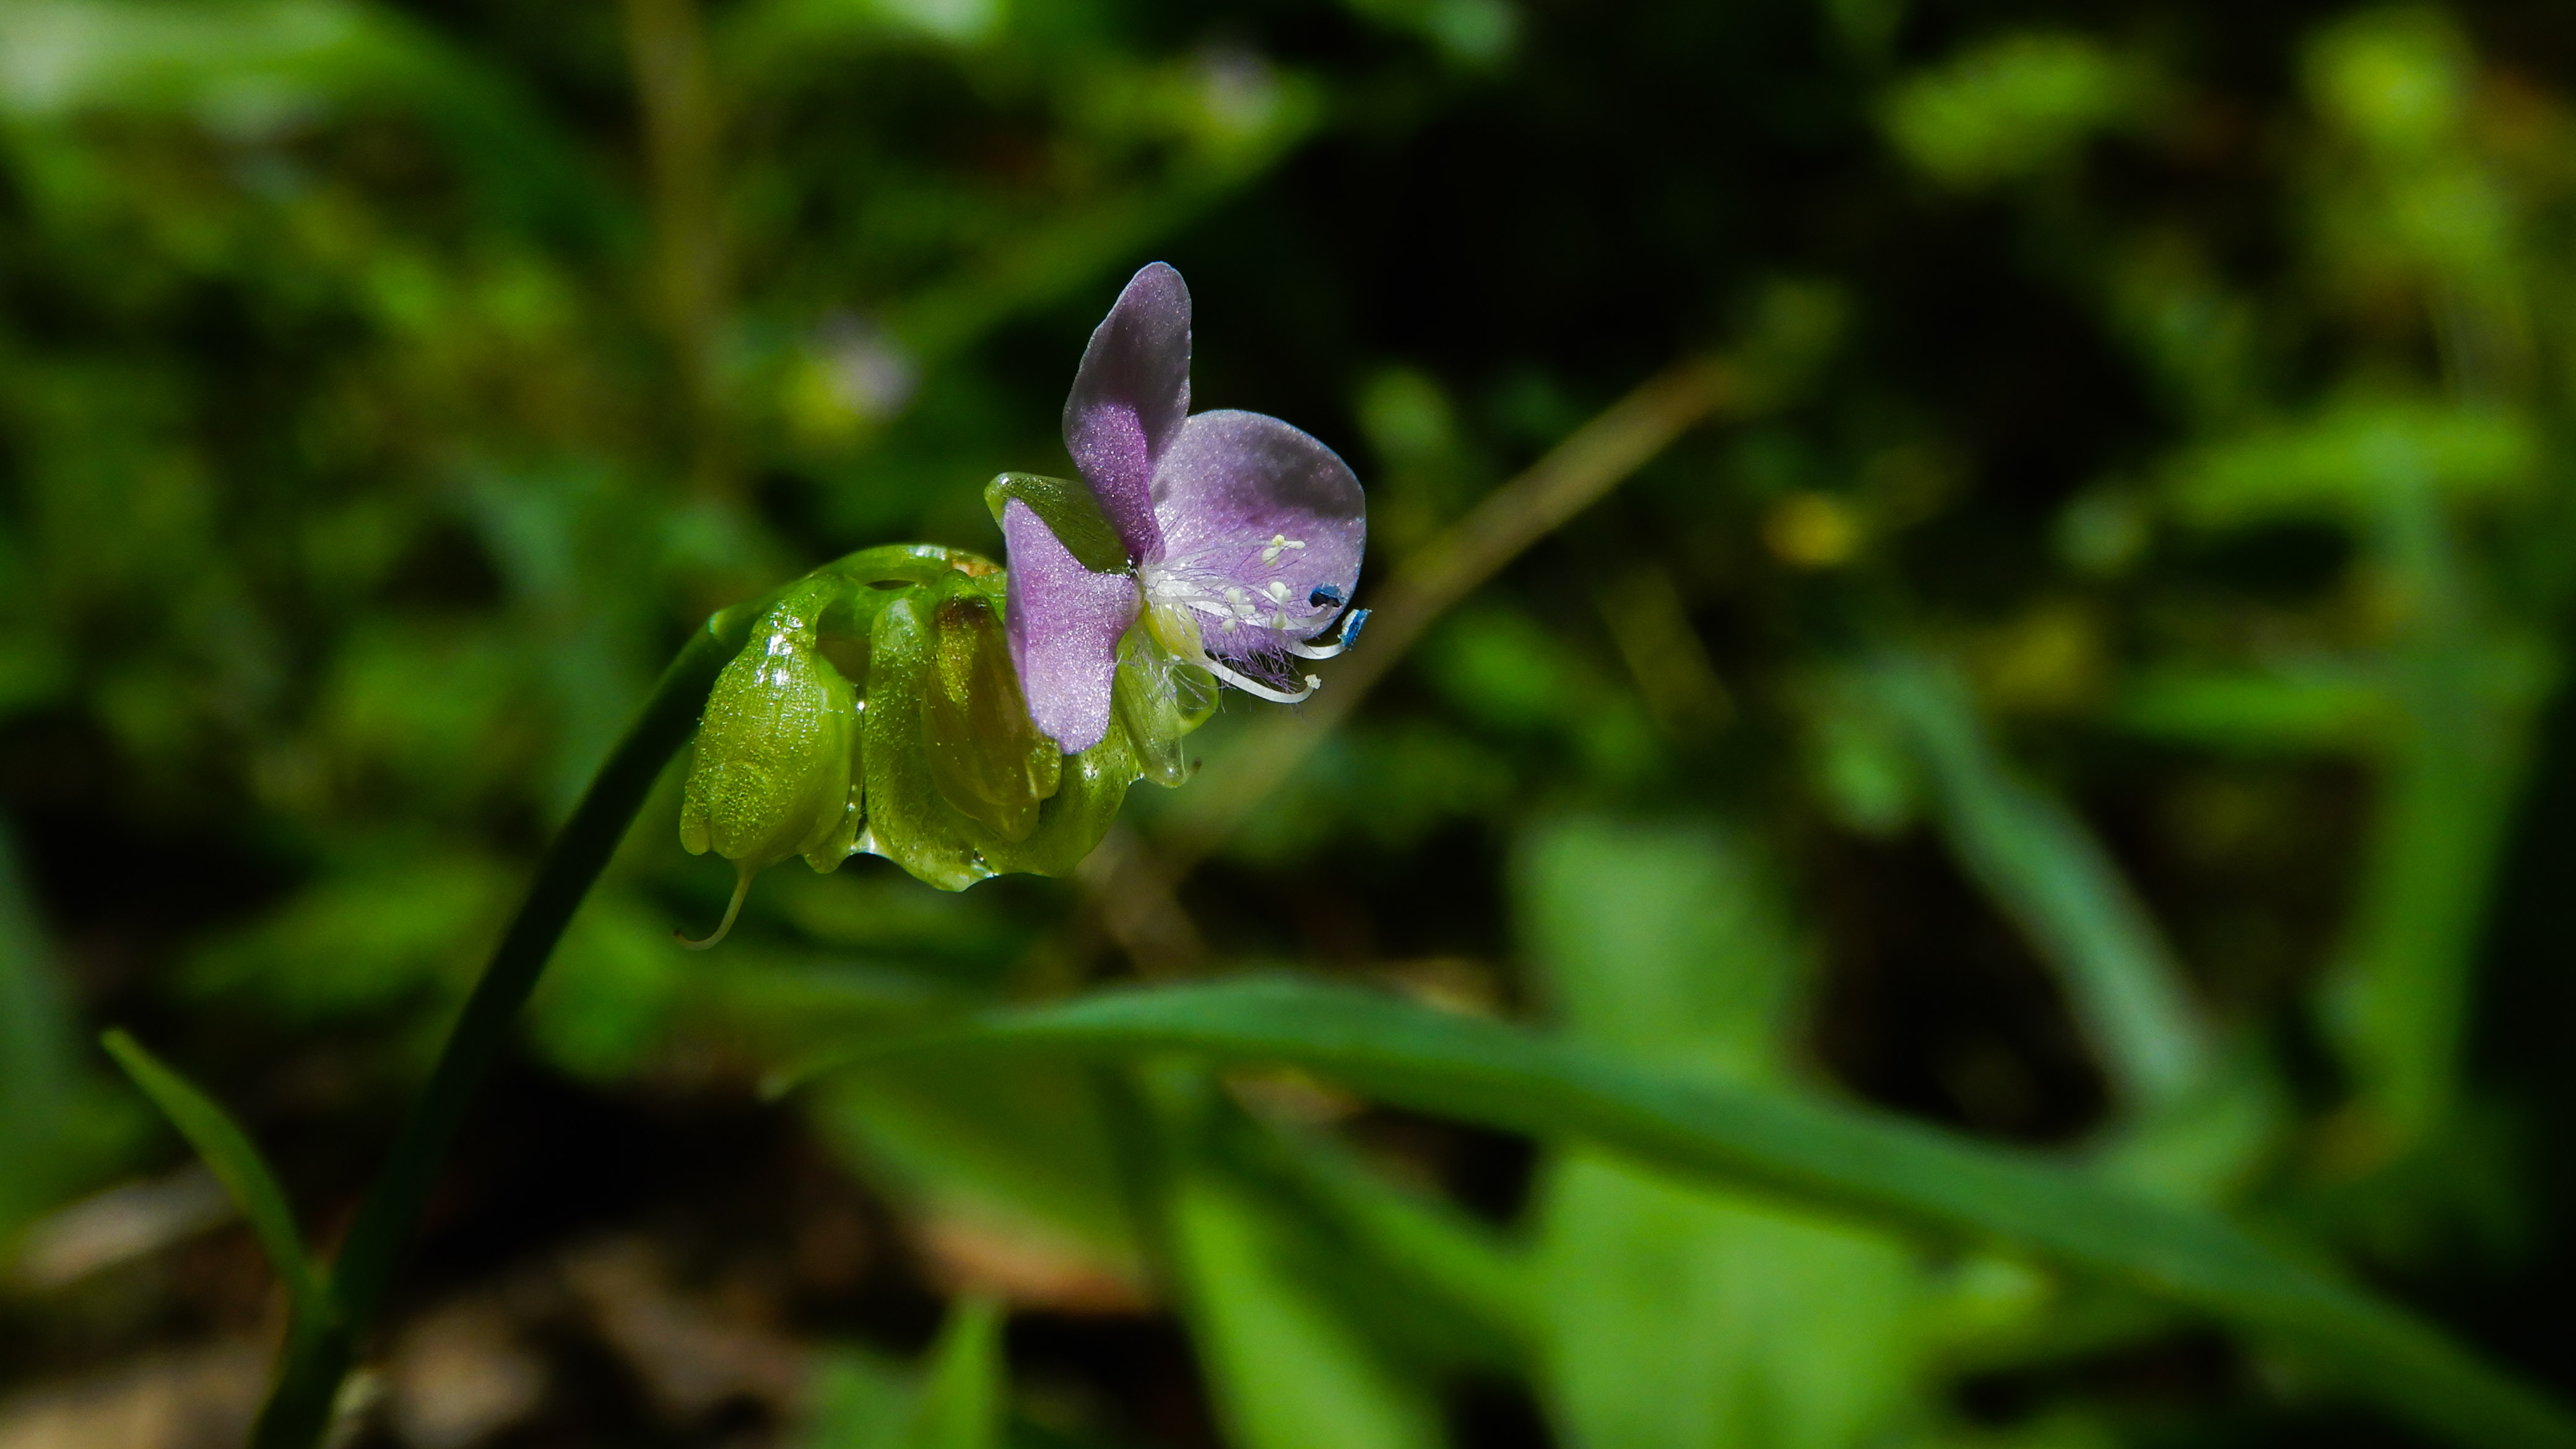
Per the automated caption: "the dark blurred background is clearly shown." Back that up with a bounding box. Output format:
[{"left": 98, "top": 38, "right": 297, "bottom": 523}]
[{"left": 6, "top": 0, "right": 2576, "bottom": 1445}]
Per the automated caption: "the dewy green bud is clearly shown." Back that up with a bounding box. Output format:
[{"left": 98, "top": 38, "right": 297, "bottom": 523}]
[
  {"left": 921, "top": 571, "right": 1062, "bottom": 841},
  {"left": 677, "top": 576, "right": 861, "bottom": 946}
]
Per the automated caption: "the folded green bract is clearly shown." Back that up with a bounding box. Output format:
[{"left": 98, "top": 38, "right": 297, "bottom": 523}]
[{"left": 678, "top": 544, "right": 1215, "bottom": 926}]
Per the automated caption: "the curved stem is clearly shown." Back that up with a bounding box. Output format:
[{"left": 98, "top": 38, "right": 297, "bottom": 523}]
[
  {"left": 675, "top": 863, "right": 753, "bottom": 949},
  {"left": 248, "top": 607, "right": 756, "bottom": 1449}
]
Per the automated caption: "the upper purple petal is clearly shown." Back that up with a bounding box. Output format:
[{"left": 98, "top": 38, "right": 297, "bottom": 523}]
[
  {"left": 1001, "top": 499, "right": 1141, "bottom": 753},
  {"left": 1064, "top": 262, "right": 1190, "bottom": 564},
  {"left": 1148, "top": 409, "right": 1366, "bottom": 662}
]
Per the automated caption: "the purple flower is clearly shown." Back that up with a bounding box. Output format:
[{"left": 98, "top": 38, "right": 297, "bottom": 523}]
[{"left": 1000, "top": 262, "right": 1368, "bottom": 753}]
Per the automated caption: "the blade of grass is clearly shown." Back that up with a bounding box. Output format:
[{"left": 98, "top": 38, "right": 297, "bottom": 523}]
[
  {"left": 1869, "top": 652, "right": 2211, "bottom": 1114},
  {"left": 779, "top": 977, "right": 2576, "bottom": 1449},
  {"left": 2323, "top": 480, "right": 2539, "bottom": 1163},
  {"left": 904, "top": 1294, "right": 1007, "bottom": 1449},
  {"left": 100, "top": 1029, "right": 327, "bottom": 1325},
  {"left": 1261, "top": 1126, "right": 1532, "bottom": 1360},
  {"left": 248, "top": 597, "right": 765, "bottom": 1449}
]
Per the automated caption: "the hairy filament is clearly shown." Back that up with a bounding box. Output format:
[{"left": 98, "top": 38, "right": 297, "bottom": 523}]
[{"left": 1202, "top": 654, "right": 1321, "bottom": 703}]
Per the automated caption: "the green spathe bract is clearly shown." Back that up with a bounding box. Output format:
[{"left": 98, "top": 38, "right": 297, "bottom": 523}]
[
  {"left": 679, "top": 574, "right": 864, "bottom": 943},
  {"left": 678, "top": 543, "right": 1213, "bottom": 920},
  {"left": 920, "top": 569, "right": 1062, "bottom": 842}
]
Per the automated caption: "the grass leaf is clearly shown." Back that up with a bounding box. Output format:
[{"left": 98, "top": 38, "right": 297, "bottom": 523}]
[
  {"left": 100, "top": 1029, "right": 329, "bottom": 1324},
  {"left": 1870, "top": 652, "right": 2211, "bottom": 1113},
  {"left": 906, "top": 1294, "right": 1007, "bottom": 1449},
  {"left": 787, "top": 977, "right": 2576, "bottom": 1449}
]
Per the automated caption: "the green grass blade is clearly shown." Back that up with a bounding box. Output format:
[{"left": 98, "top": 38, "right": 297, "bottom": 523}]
[
  {"left": 787, "top": 978, "right": 2576, "bottom": 1449},
  {"left": 2322, "top": 484, "right": 2538, "bottom": 1159},
  {"left": 906, "top": 1294, "right": 1007, "bottom": 1449},
  {"left": 1261, "top": 1127, "right": 1532, "bottom": 1362},
  {"left": 100, "top": 1029, "right": 329, "bottom": 1323},
  {"left": 1871, "top": 653, "right": 2211, "bottom": 1112}
]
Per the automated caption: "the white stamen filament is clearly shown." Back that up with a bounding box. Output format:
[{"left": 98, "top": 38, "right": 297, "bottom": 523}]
[
  {"left": 1138, "top": 545, "right": 1347, "bottom": 701},
  {"left": 1202, "top": 654, "right": 1321, "bottom": 703}
]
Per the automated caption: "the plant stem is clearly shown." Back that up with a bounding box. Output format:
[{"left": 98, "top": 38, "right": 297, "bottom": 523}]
[
  {"left": 621, "top": 0, "right": 734, "bottom": 501},
  {"left": 248, "top": 608, "right": 753, "bottom": 1448}
]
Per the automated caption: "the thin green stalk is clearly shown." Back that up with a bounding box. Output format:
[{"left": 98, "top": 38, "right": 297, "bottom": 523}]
[{"left": 248, "top": 605, "right": 757, "bottom": 1449}]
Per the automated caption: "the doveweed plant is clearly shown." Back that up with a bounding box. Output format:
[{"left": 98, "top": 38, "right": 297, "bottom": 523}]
[
  {"left": 679, "top": 262, "right": 1368, "bottom": 938},
  {"left": 102, "top": 264, "right": 1370, "bottom": 1449},
  {"left": 59, "top": 14, "right": 2576, "bottom": 1449},
  {"left": 91, "top": 260, "right": 2576, "bottom": 1449}
]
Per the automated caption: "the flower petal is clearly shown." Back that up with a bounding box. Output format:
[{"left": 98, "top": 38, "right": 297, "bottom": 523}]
[
  {"left": 1148, "top": 409, "right": 1365, "bottom": 662},
  {"left": 1001, "top": 499, "right": 1141, "bottom": 753},
  {"left": 1063, "top": 262, "right": 1190, "bottom": 563}
]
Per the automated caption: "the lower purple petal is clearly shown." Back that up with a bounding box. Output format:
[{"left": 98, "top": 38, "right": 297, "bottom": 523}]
[{"left": 1002, "top": 499, "right": 1140, "bottom": 753}]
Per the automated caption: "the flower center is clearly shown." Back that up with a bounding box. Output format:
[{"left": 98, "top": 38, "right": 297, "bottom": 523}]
[{"left": 1137, "top": 537, "right": 1335, "bottom": 659}]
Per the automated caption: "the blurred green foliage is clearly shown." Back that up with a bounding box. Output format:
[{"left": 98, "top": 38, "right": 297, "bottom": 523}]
[{"left": 9, "top": 0, "right": 2576, "bottom": 1445}]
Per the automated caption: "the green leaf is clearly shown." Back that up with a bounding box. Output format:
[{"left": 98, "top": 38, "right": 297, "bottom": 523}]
[
  {"left": 100, "top": 1029, "right": 329, "bottom": 1325},
  {"left": 2315, "top": 489, "right": 2548, "bottom": 1163},
  {"left": 984, "top": 473, "right": 1130, "bottom": 573},
  {"left": 908, "top": 1294, "right": 1008, "bottom": 1449},
  {"left": 2164, "top": 399, "right": 2532, "bottom": 526},
  {"left": 1867, "top": 654, "right": 2210, "bottom": 1115},
  {"left": 524, "top": 890, "right": 687, "bottom": 1081},
  {"left": 181, "top": 852, "right": 512, "bottom": 1027},
  {"left": 1881, "top": 32, "right": 2148, "bottom": 188},
  {"left": 1519, "top": 816, "right": 1803, "bottom": 1083},
  {"left": 0, "top": 0, "right": 616, "bottom": 239},
  {"left": 2114, "top": 662, "right": 2392, "bottom": 755},
  {"left": 1520, "top": 817, "right": 1921, "bottom": 1449},
  {"left": 1256, "top": 1127, "right": 1532, "bottom": 1369},
  {"left": 787, "top": 978, "right": 2576, "bottom": 1449},
  {"left": 1171, "top": 1166, "right": 1443, "bottom": 1449},
  {"left": 1541, "top": 1154, "right": 1920, "bottom": 1449},
  {"left": 794, "top": 1345, "right": 917, "bottom": 1449},
  {"left": 809, "top": 1057, "right": 1146, "bottom": 1288}
]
